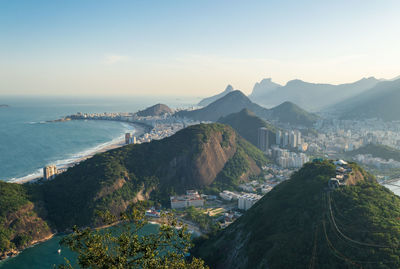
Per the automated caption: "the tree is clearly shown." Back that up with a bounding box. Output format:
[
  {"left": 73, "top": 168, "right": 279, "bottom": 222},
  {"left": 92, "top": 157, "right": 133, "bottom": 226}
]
[{"left": 58, "top": 204, "right": 208, "bottom": 269}]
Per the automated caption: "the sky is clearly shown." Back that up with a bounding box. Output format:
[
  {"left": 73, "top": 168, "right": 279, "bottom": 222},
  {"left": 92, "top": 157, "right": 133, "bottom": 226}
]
[{"left": 0, "top": 0, "right": 399, "bottom": 96}]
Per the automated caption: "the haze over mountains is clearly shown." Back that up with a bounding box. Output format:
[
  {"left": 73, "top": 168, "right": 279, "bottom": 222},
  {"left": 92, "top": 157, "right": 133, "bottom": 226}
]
[
  {"left": 177, "top": 90, "right": 318, "bottom": 127},
  {"left": 247, "top": 77, "right": 380, "bottom": 111},
  {"left": 336, "top": 78, "right": 400, "bottom": 121},
  {"left": 198, "top": 85, "right": 235, "bottom": 107}
]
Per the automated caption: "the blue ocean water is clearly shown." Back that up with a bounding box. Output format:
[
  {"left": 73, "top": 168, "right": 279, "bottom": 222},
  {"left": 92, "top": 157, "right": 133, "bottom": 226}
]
[
  {"left": 0, "top": 96, "right": 198, "bottom": 182},
  {"left": 0, "top": 95, "right": 199, "bottom": 268},
  {"left": 0, "top": 224, "right": 160, "bottom": 269}
]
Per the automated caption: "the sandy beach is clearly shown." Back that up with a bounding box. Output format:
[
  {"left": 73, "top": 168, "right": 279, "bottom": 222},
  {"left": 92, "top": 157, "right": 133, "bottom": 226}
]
[{"left": 13, "top": 122, "right": 146, "bottom": 184}]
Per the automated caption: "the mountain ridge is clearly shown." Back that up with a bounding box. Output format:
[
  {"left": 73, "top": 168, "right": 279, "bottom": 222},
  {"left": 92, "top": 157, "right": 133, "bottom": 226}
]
[
  {"left": 198, "top": 85, "right": 235, "bottom": 107},
  {"left": 248, "top": 77, "right": 379, "bottom": 111},
  {"left": 177, "top": 90, "right": 318, "bottom": 127}
]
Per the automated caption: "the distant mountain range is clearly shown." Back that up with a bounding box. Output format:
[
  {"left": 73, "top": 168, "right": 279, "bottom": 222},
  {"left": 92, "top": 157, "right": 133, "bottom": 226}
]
[
  {"left": 136, "top": 103, "right": 172, "bottom": 117},
  {"left": 193, "top": 160, "right": 400, "bottom": 268},
  {"left": 248, "top": 77, "right": 380, "bottom": 111},
  {"left": 0, "top": 123, "right": 268, "bottom": 257},
  {"left": 218, "top": 109, "right": 276, "bottom": 147},
  {"left": 198, "top": 85, "right": 234, "bottom": 107},
  {"left": 176, "top": 90, "right": 318, "bottom": 127},
  {"left": 337, "top": 78, "right": 400, "bottom": 121}
]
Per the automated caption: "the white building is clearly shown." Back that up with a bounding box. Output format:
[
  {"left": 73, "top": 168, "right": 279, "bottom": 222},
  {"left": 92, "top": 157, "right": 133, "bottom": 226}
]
[
  {"left": 238, "top": 193, "right": 262, "bottom": 211},
  {"left": 170, "top": 190, "right": 204, "bottom": 209}
]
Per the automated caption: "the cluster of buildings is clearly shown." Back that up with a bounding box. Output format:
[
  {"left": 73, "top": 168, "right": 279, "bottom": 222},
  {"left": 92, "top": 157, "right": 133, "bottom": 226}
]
[
  {"left": 258, "top": 127, "right": 310, "bottom": 168},
  {"left": 135, "top": 123, "right": 190, "bottom": 143},
  {"left": 271, "top": 147, "right": 309, "bottom": 168},
  {"left": 312, "top": 119, "right": 400, "bottom": 157},
  {"left": 170, "top": 190, "right": 205, "bottom": 209},
  {"left": 276, "top": 130, "right": 303, "bottom": 149},
  {"left": 353, "top": 154, "right": 400, "bottom": 169},
  {"left": 125, "top": 133, "right": 137, "bottom": 144},
  {"left": 328, "top": 160, "right": 353, "bottom": 189},
  {"left": 219, "top": 190, "right": 262, "bottom": 211},
  {"left": 239, "top": 180, "right": 272, "bottom": 194}
]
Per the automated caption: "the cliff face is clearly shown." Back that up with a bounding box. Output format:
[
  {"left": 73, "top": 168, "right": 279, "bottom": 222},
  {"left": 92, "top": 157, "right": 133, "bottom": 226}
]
[
  {"left": 37, "top": 123, "right": 268, "bottom": 230},
  {"left": 0, "top": 182, "right": 53, "bottom": 259},
  {"left": 163, "top": 128, "right": 237, "bottom": 188}
]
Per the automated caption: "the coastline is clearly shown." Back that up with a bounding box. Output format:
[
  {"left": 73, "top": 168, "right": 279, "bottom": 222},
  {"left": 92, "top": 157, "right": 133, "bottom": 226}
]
[{"left": 10, "top": 121, "right": 146, "bottom": 184}]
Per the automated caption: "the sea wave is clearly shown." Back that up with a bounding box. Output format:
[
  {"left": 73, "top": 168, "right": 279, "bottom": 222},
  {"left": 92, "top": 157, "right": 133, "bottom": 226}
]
[
  {"left": 27, "top": 121, "right": 47, "bottom": 124},
  {"left": 7, "top": 121, "right": 143, "bottom": 183}
]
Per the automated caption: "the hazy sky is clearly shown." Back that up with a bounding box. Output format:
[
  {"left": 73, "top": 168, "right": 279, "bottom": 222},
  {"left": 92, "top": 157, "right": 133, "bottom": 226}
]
[{"left": 1, "top": 0, "right": 399, "bottom": 96}]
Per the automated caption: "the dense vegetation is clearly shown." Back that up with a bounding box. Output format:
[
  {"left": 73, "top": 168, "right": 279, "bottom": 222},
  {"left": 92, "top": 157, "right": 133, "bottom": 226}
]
[
  {"left": 59, "top": 205, "right": 208, "bottom": 269},
  {"left": 0, "top": 123, "right": 269, "bottom": 256},
  {"left": 218, "top": 108, "right": 276, "bottom": 147},
  {"left": 183, "top": 206, "right": 219, "bottom": 233},
  {"left": 0, "top": 182, "right": 51, "bottom": 256},
  {"left": 0, "top": 182, "right": 29, "bottom": 252},
  {"left": 345, "top": 143, "right": 400, "bottom": 162},
  {"left": 194, "top": 160, "right": 400, "bottom": 268}
]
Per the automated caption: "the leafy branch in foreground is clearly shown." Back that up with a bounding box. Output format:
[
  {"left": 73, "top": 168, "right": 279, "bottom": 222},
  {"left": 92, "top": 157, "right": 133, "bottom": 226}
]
[{"left": 58, "top": 204, "right": 208, "bottom": 269}]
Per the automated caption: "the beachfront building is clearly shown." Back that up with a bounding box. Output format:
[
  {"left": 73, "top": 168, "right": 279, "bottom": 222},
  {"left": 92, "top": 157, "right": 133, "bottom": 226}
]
[
  {"left": 125, "top": 133, "right": 131, "bottom": 144},
  {"left": 125, "top": 133, "right": 137, "bottom": 144},
  {"left": 43, "top": 165, "right": 57, "bottom": 180},
  {"left": 170, "top": 190, "right": 204, "bottom": 209}
]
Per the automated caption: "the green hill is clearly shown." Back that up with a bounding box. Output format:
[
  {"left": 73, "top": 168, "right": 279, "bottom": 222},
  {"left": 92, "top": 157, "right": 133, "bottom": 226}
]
[
  {"left": 0, "top": 123, "right": 270, "bottom": 256},
  {"left": 176, "top": 90, "right": 318, "bottom": 127},
  {"left": 136, "top": 103, "right": 173, "bottom": 117},
  {"left": 345, "top": 144, "right": 400, "bottom": 162},
  {"left": 218, "top": 109, "right": 276, "bottom": 147},
  {"left": 41, "top": 123, "right": 269, "bottom": 230},
  {"left": 193, "top": 160, "right": 400, "bottom": 269},
  {"left": 268, "top": 101, "right": 319, "bottom": 127}
]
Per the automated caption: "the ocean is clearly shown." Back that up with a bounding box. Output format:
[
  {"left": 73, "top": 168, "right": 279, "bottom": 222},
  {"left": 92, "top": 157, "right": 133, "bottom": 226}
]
[
  {"left": 0, "top": 95, "right": 198, "bottom": 182},
  {"left": 0, "top": 95, "right": 199, "bottom": 268}
]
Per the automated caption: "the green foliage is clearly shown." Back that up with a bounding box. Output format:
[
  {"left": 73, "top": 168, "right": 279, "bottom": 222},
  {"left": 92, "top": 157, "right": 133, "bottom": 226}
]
[
  {"left": 184, "top": 207, "right": 219, "bottom": 233},
  {"left": 0, "top": 123, "right": 268, "bottom": 256},
  {"left": 218, "top": 108, "right": 276, "bottom": 147},
  {"left": 195, "top": 161, "right": 400, "bottom": 268},
  {"left": 211, "top": 137, "right": 269, "bottom": 191},
  {"left": 0, "top": 182, "right": 29, "bottom": 218},
  {"left": 58, "top": 206, "right": 208, "bottom": 269},
  {"left": 0, "top": 182, "right": 29, "bottom": 252}
]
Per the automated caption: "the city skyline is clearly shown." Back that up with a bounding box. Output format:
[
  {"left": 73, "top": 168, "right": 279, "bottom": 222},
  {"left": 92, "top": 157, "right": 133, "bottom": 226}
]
[{"left": 1, "top": 0, "right": 399, "bottom": 96}]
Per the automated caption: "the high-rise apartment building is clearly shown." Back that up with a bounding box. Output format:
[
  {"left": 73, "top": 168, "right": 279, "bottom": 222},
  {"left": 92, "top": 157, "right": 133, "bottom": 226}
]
[
  {"left": 258, "top": 127, "right": 272, "bottom": 152},
  {"left": 43, "top": 165, "right": 57, "bottom": 180}
]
